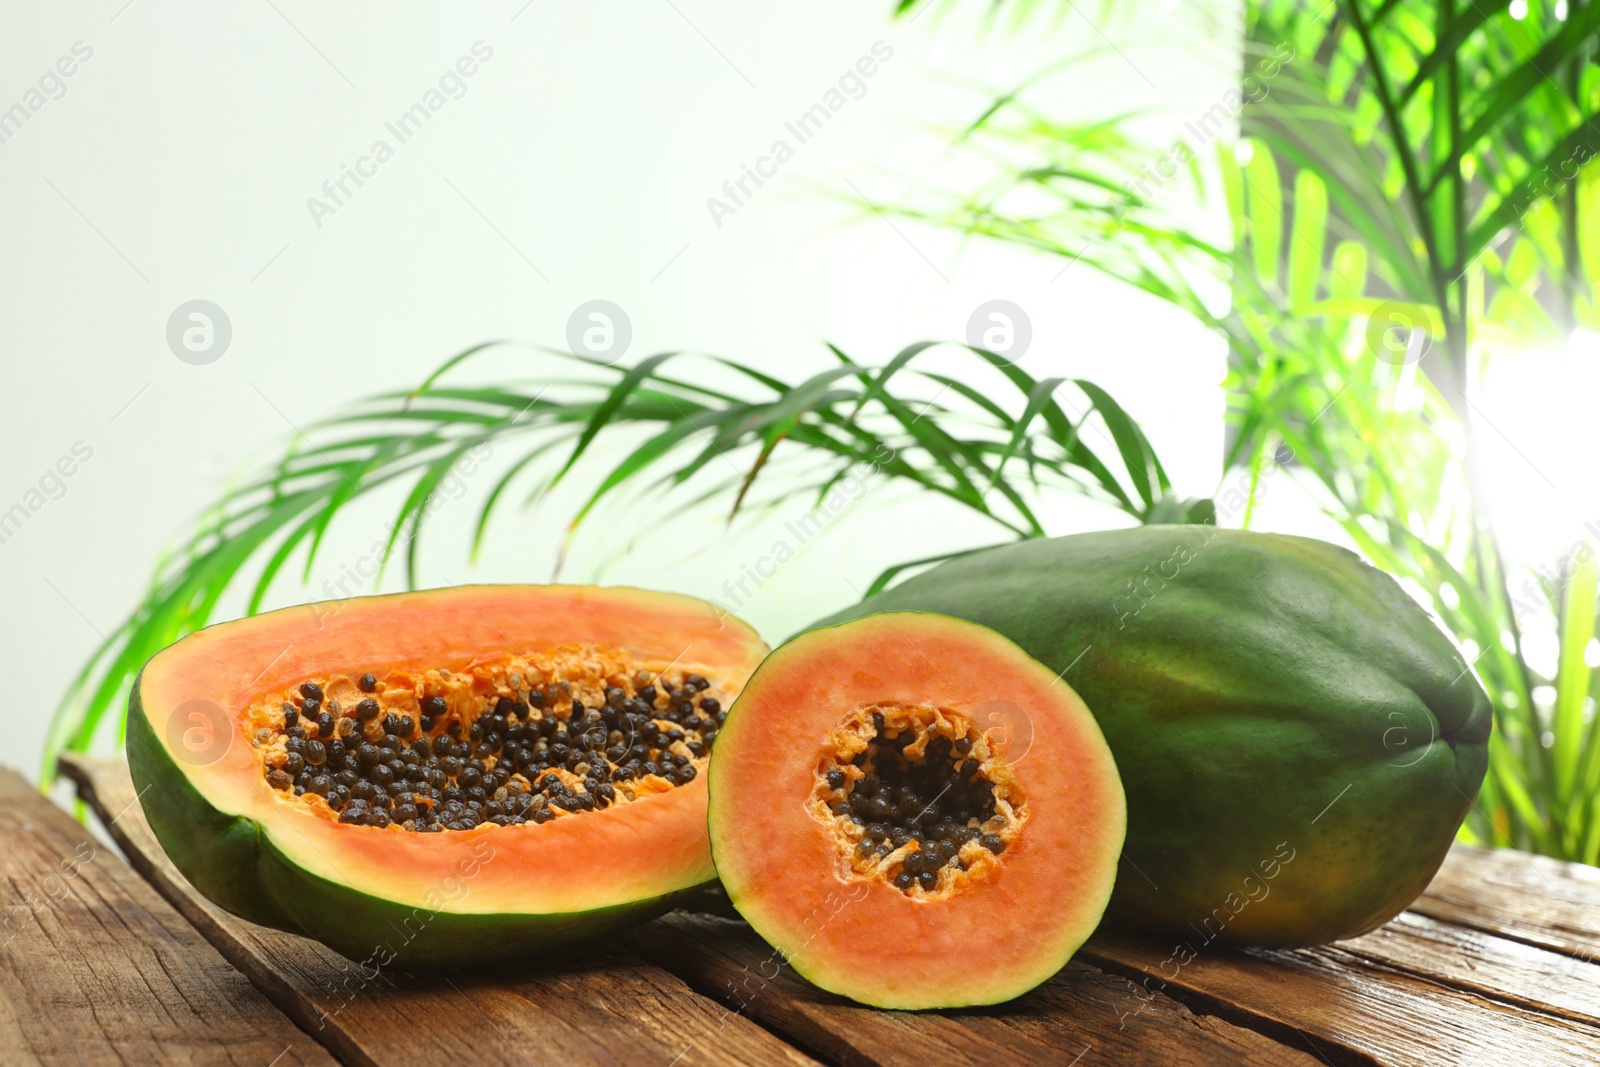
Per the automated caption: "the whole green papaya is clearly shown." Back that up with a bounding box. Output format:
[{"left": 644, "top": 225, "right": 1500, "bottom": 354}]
[{"left": 810, "top": 526, "right": 1491, "bottom": 947}]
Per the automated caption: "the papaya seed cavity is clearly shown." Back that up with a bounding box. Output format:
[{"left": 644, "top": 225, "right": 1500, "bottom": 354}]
[
  {"left": 248, "top": 644, "right": 728, "bottom": 832},
  {"left": 811, "top": 703, "right": 1026, "bottom": 900}
]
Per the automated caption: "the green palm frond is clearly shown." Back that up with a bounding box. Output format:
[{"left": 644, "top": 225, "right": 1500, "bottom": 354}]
[
  {"left": 893, "top": 0, "right": 1076, "bottom": 27},
  {"left": 45, "top": 342, "right": 1192, "bottom": 783},
  {"left": 868, "top": 0, "right": 1600, "bottom": 859}
]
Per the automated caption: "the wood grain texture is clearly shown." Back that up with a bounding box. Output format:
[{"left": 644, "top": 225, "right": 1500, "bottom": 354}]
[
  {"left": 622, "top": 911, "right": 1322, "bottom": 1067},
  {"left": 1337, "top": 910, "right": 1600, "bottom": 1027},
  {"left": 1083, "top": 929, "right": 1600, "bottom": 1067},
  {"left": 1414, "top": 844, "right": 1600, "bottom": 964},
  {"left": 66, "top": 752, "right": 1600, "bottom": 1067},
  {"left": 0, "top": 766, "right": 333, "bottom": 1066},
  {"left": 60, "top": 754, "right": 816, "bottom": 1067}
]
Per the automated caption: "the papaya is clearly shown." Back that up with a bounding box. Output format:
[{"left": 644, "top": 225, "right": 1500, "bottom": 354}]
[
  {"left": 811, "top": 527, "right": 1492, "bottom": 947},
  {"left": 127, "top": 584, "right": 767, "bottom": 968},
  {"left": 708, "top": 612, "right": 1126, "bottom": 1009}
]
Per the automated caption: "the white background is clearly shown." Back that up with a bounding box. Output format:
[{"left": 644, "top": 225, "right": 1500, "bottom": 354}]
[{"left": 0, "top": 1, "right": 1240, "bottom": 781}]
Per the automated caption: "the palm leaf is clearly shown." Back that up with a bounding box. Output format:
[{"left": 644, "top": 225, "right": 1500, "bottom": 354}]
[
  {"left": 45, "top": 342, "right": 1194, "bottom": 782},
  {"left": 868, "top": 0, "right": 1600, "bottom": 862}
]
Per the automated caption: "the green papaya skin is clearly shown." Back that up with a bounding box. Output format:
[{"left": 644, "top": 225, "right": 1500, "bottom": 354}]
[
  {"left": 810, "top": 526, "right": 1491, "bottom": 947},
  {"left": 119, "top": 583, "right": 768, "bottom": 970}
]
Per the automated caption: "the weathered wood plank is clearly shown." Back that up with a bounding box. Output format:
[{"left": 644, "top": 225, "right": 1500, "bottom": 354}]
[
  {"left": 61, "top": 754, "right": 816, "bottom": 1067},
  {"left": 1337, "top": 910, "right": 1600, "bottom": 1027},
  {"left": 0, "top": 766, "right": 334, "bottom": 1066},
  {"left": 622, "top": 911, "right": 1322, "bottom": 1067},
  {"left": 1083, "top": 928, "right": 1600, "bottom": 1066},
  {"left": 639, "top": 846, "right": 1600, "bottom": 1066},
  {"left": 75, "top": 751, "right": 1600, "bottom": 1067},
  {"left": 1413, "top": 844, "right": 1600, "bottom": 964}
]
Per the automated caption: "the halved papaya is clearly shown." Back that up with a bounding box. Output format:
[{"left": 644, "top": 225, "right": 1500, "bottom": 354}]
[
  {"left": 707, "top": 612, "right": 1125, "bottom": 1009},
  {"left": 128, "top": 584, "right": 767, "bottom": 968}
]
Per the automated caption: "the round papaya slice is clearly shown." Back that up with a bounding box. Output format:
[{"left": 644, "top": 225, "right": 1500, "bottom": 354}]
[
  {"left": 707, "top": 612, "right": 1125, "bottom": 1009},
  {"left": 128, "top": 584, "right": 767, "bottom": 968}
]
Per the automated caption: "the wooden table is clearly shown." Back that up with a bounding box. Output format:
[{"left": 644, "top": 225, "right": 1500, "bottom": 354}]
[{"left": 7, "top": 758, "right": 1595, "bottom": 1065}]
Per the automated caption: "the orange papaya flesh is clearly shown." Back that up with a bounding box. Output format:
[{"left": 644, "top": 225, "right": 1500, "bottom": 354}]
[
  {"left": 128, "top": 584, "right": 767, "bottom": 968},
  {"left": 708, "top": 612, "right": 1125, "bottom": 1009}
]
